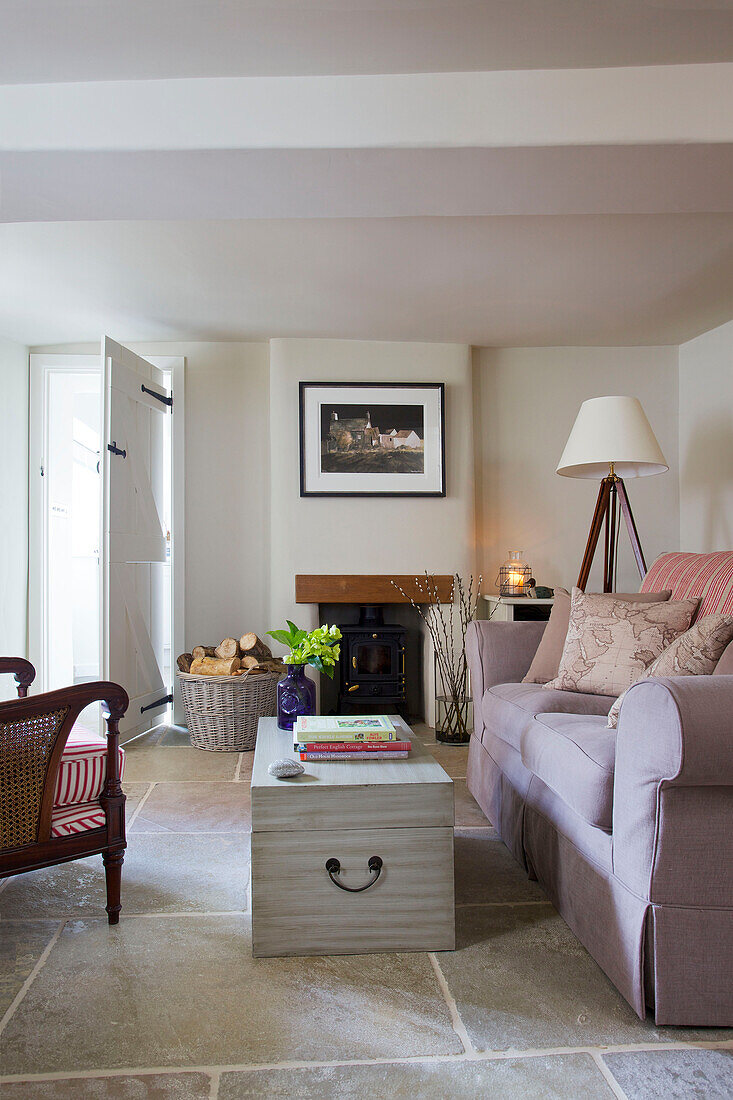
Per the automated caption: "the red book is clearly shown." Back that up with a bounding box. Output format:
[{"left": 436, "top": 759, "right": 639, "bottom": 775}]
[
  {"left": 300, "top": 751, "right": 409, "bottom": 761},
  {"left": 296, "top": 741, "right": 411, "bottom": 753}
]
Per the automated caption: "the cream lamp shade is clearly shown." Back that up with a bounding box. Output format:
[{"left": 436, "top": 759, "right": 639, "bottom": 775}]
[{"left": 556, "top": 396, "right": 668, "bottom": 480}]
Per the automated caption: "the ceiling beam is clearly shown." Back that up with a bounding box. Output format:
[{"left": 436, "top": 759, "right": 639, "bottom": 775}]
[{"left": 2, "top": 65, "right": 732, "bottom": 153}]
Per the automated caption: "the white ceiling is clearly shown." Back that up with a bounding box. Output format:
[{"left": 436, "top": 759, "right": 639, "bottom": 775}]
[
  {"left": 2, "top": 215, "right": 732, "bottom": 347},
  {"left": 1, "top": 7, "right": 732, "bottom": 348},
  {"left": 1, "top": 0, "right": 733, "bottom": 82}
]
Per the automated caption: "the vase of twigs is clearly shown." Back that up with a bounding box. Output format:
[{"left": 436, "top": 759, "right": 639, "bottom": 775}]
[{"left": 391, "top": 572, "right": 482, "bottom": 744}]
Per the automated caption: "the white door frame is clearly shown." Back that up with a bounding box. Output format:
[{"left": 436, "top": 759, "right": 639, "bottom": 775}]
[{"left": 29, "top": 352, "right": 185, "bottom": 724}]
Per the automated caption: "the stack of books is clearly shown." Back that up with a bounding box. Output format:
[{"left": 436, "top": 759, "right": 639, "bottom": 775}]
[{"left": 293, "top": 715, "right": 411, "bottom": 761}]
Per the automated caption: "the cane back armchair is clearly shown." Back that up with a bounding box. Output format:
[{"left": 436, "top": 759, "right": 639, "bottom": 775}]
[{"left": 0, "top": 659, "right": 129, "bottom": 923}]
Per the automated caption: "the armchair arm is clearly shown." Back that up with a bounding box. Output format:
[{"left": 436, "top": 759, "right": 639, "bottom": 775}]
[
  {"left": 466, "top": 620, "right": 546, "bottom": 739},
  {"left": 613, "top": 676, "right": 733, "bottom": 907},
  {"left": 0, "top": 657, "right": 36, "bottom": 698},
  {"left": 0, "top": 680, "right": 129, "bottom": 851}
]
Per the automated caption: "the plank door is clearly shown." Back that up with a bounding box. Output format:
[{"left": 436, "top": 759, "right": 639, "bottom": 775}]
[{"left": 101, "top": 337, "right": 172, "bottom": 735}]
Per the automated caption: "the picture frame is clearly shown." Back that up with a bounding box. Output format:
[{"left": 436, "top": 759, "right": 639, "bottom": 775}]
[{"left": 299, "top": 381, "right": 446, "bottom": 497}]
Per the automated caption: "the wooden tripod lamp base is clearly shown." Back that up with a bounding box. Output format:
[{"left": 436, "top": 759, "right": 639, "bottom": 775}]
[
  {"left": 557, "top": 396, "right": 669, "bottom": 594},
  {"left": 576, "top": 467, "right": 647, "bottom": 593}
]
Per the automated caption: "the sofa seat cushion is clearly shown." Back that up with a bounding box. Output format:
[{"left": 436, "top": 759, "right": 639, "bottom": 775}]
[
  {"left": 483, "top": 682, "right": 615, "bottom": 753},
  {"left": 54, "top": 729, "right": 125, "bottom": 807},
  {"left": 521, "top": 713, "right": 616, "bottom": 831},
  {"left": 51, "top": 800, "right": 106, "bottom": 838}
]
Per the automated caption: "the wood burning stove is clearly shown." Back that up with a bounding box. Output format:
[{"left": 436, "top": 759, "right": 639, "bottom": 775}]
[{"left": 337, "top": 605, "right": 406, "bottom": 715}]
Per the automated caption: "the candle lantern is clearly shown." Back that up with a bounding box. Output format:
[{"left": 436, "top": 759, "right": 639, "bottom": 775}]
[{"left": 497, "top": 550, "right": 532, "bottom": 596}]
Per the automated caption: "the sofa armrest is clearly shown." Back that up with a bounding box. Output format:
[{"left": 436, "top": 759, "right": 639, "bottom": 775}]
[
  {"left": 613, "top": 675, "right": 733, "bottom": 907},
  {"left": 466, "top": 620, "right": 546, "bottom": 739}
]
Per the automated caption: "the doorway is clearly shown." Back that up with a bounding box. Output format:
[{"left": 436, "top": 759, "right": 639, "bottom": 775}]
[{"left": 29, "top": 347, "right": 185, "bottom": 735}]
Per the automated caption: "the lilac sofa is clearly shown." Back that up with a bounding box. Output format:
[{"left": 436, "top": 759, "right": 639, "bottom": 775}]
[{"left": 466, "top": 552, "right": 733, "bottom": 1027}]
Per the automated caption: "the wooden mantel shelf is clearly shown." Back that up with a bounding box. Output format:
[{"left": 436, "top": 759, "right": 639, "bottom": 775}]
[{"left": 295, "top": 575, "right": 454, "bottom": 605}]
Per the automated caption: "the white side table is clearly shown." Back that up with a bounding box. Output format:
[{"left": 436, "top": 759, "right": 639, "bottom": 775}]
[{"left": 483, "top": 596, "right": 554, "bottom": 622}]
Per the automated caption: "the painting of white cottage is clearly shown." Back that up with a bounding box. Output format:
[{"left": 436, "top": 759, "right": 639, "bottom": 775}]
[{"left": 321, "top": 404, "right": 425, "bottom": 474}]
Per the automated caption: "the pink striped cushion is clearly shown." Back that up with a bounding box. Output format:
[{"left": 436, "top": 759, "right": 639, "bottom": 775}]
[
  {"left": 53, "top": 729, "right": 125, "bottom": 807},
  {"left": 641, "top": 552, "right": 733, "bottom": 618},
  {"left": 51, "top": 800, "right": 106, "bottom": 837}
]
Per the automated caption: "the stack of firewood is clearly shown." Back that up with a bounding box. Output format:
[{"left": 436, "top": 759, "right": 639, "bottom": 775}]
[{"left": 176, "top": 633, "right": 285, "bottom": 677}]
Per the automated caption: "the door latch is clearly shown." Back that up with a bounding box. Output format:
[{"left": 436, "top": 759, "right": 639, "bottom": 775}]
[{"left": 107, "top": 441, "right": 127, "bottom": 458}]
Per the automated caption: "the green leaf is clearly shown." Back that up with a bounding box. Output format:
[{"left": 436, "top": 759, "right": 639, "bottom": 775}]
[{"left": 267, "top": 629, "right": 291, "bottom": 646}]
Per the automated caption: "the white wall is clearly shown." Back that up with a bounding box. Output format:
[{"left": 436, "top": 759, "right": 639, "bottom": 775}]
[
  {"left": 473, "top": 346, "right": 680, "bottom": 595},
  {"left": 0, "top": 336, "right": 29, "bottom": 698},
  {"left": 268, "top": 339, "right": 475, "bottom": 720},
  {"left": 268, "top": 338, "right": 474, "bottom": 623},
  {"left": 678, "top": 319, "right": 733, "bottom": 552}
]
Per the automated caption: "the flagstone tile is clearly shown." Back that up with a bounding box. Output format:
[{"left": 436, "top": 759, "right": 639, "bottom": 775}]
[
  {"left": 120, "top": 745, "right": 238, "bottom": 782},
  {"left": 421, "top": 740, "right": 469, "bottom": 778},
  {"left": 437, "top": 905, "right": 733, "bottom": 1051},
  {"left": 129, "top": 782, "right": 250, "bottom": 833},
  {"left": 157, "top": 726, "right": 195, "bottom": 747},
  {"left": 0, "top": 834, "right": 249, "bottom": 919},
  {"left": 0, "top": 1072, "right": 212, "bottom": 1099},
  {"left": 603, "top": 1048, "right": 733, "bottom": 1099},
  {"left": 120, "top": 783, "right": 150, "bottom": 819},
  {"left": 453, "top": 779, "right": 491, "bottom": 827},
  {"left": 454, "top": 829, "right": 545, "bottom": 905},
  {"left": 219, "top": 1052, "right": 614, "bottom": 1098},
  {"left": 0, "top": 916, "right": 461, "bottom": 1075},
  {"left": 0, "top": 920, "right": 61, "bottom": 1014}
]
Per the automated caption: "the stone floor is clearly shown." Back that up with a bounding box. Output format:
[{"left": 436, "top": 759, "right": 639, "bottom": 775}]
[{"left": 1, "top": 723, "right": 731, "bottom": 1098}]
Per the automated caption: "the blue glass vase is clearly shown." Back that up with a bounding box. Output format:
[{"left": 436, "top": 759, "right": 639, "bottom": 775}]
[{"left": 277, "top": 663, "right": 316, "bottom": 732}]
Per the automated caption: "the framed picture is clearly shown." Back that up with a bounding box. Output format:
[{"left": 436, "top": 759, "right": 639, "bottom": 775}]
[{"left": 299, "top": 381, "right": 446, "bottom": 497}]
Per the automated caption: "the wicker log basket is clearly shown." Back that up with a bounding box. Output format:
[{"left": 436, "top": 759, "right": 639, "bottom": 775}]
[
  {"left": 176, "top": 633, "right": 282, "bottom": 751},
  {"left": 177, "top": 670, "right": 279, "bottom": 751}
]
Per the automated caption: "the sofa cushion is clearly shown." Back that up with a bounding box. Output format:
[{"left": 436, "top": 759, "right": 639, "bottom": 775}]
[
  {"left": 546, "top": 588, "right": 699, "bottom": 697},
  {"left": 521, "top": 713, "right": 616, "bottom": 831},
  {"left": 483, "top": 681, "right": 615, "bottom": 753},
  {"left": 51, "top": 800, "right": 106, "bottom": 837},
  {"left": 54, "top": 729, "right": 126, "bottom": 807},
  {"left": 714, "top": 639, "right": 733, "bottom": 675},
  {"left": 607, "top": 613, "right": 733, "bottom": 727},
  {"left": 523, "top": 587, "right": 672, "bottom": 685},
  {"left": 640, "top": 551, "right": 733, "bottom": 617}
]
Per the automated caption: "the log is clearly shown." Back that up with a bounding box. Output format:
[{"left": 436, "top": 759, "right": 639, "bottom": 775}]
[
  {"left": 240, "top": 655, "right": 260, "bottom": 670},
  {"left": 239, "top": 633, "right": 273, "bottom": 661},
  {"left": 215, "top": 637, "right": 240, "bottom": 660},
  {"left": 192, "top": 646, "right": 217, "bottom": 661},
  {"left": 176, "top": 652, "right": 193, "bottom": 673},
  {"left": 262, "top": 659, "right": 287, "bottom": 674},
  {"left": 189, "top": 656, "right": 241, "bottom": 677}
]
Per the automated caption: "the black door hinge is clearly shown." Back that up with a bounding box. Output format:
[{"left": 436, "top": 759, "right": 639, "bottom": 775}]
[
  {"left": 107, "top": 442, "right": 127, "bottom": 458},
  {"left": 141, "top": 384, "right": 173, "bottom": 408},
  {"left": 141, "top": 693, "right": 173, "bottom": 714}
]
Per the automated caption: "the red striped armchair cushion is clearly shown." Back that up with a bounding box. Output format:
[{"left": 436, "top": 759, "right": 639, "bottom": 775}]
[
  {"left": 53, "top": 730, "right": 126, "bottom": 807},
  {"left": 641, "top": 552, "right": 733, "bottom": 617},
  {"left": 51, "top": 800, "right": 106, "bottom": 837}
]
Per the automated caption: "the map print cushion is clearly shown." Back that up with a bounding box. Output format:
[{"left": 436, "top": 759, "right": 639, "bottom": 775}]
[
  {"left": 522, "top": 586, "right": 671, "bottom": 685},
  {"left": 545, "top": 588, "right": 700, "bottom": 698},
  {"left": 607, "top": 613, "right": 733, "bottom": 727}
]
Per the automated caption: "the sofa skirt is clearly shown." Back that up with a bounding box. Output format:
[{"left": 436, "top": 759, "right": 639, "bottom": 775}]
[{"left": 468, "top": 729, "right": 649, "bottom": 1019}]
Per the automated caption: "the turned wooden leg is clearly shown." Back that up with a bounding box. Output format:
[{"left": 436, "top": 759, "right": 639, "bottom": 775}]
[{"left": 103, "top": 848, "right": 124, "bottom": 925}]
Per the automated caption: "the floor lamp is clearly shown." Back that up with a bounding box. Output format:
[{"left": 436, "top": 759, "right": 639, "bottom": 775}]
[{"left": 557, "top": 396, "right": 668, "bottom": 592}]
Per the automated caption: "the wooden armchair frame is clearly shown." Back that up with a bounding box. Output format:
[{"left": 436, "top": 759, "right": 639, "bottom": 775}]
[{"left": 0, "top": 659, "right": 129, "bottom": 923}]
